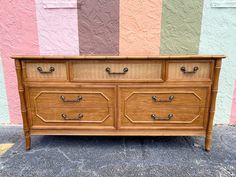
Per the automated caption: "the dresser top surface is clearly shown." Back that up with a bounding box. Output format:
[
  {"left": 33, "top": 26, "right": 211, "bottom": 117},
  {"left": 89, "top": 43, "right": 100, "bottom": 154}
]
[{"left": 11, "top": 55, "right": 225, "bottom": 60}]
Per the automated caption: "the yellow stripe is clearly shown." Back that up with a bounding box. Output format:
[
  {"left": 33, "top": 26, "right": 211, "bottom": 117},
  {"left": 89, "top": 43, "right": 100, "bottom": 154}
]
[{"left": 0, "top": 143, "right": 14, "bottom": 155}]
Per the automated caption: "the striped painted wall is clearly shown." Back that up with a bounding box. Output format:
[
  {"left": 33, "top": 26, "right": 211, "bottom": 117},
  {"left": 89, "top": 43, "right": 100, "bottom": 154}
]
[{"left": 0, "top": 0, "right": 235, "bottom": 124}]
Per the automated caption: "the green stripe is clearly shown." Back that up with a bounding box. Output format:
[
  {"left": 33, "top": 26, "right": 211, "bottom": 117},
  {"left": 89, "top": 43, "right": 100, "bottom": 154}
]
[
  {"left": 160, "top": 0, "right": 203, "bottom": 55},
  {"left": 0, "top": 56, "right": 10, "bottom": 124}
]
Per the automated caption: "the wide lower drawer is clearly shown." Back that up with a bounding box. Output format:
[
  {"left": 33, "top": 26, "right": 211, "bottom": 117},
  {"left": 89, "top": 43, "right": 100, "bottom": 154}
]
[
  {"left": 29, "top": 87, "right": 115, "bottom": 109},
  {"left": 30, "top": 107, "right": 115, "bottom": 128},
  {"left": 33, "top": 107, "right": 111, "bottom": 123},
  {"left": 119, "top": 86, "right": 210, "bottom": 129},
  {"left": 119, "top": 87, "right": 209, "bottom": 107},
  {"left": 30, "top": 90, "right": 113, "bottom": 108},
  {"left": 27, "top": 86, "right": 116, "bottom": 129},
  {"left": 120, "top": 106, "right": 207, "bottom": 129},
  {"left": 71, "top": 60, "right": 164, "bottom": 82},
  {"left": 125, "top": 106, "right": 204, "bottom": 124}
]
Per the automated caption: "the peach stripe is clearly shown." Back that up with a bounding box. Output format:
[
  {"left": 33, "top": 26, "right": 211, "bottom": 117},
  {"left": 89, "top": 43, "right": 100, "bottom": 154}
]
[{"left": 119, "top": 0, "right": 162, "bottom": 55}]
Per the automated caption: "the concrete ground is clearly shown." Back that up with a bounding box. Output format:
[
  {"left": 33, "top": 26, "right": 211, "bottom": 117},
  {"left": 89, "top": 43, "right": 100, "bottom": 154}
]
[{"left": 0, "top": 125, "right": 235, "bottom": 177}]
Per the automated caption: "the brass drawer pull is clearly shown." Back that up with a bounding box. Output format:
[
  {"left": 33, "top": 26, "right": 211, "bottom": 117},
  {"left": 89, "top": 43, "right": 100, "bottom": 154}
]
[
  {"left": 151, "top": 113, "right": 173, "bottom": 121},
  {"left": 105, "top": 67, "right": 128, "bottom": 74},
  {"left": 152, "top": 95, "right": 174, "bottom": 102},
  {"left": 60, "top": 95, "right": 82, "bottom": 102},
  {"left": 37, "top": 66, "right": 55, "bottom": 74},
  {"left": 61, "top": 113, "right": 83, "bottom": 120},
  {"left": 180, "top": 66, "right": 199, "bottom": 74}
]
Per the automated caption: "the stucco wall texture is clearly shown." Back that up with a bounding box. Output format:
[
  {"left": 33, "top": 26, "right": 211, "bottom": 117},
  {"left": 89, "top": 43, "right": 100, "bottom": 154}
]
[
  {"left": 35, "top": 0, "right": 80, "bottom": 55},
  {"left": 160, "top": 0, "right": 203, "bottom": 55},
  {"left": 0, "top": 55, "right": 9, "bottom": 124},
  {"left": 199, "top": 0, "right": 236, "bottom": 124},
  {"left": 0, "top": 0, "right": 235, "bottom": 125},
  {"left": 0, "top": 0, "right": 39, "bottom": 124},
  {"left": 78, "top": 0, "right": 119, "bottom": 55},
  {"left": 119, "top": 0, "right": 162, "bottom": 55}
]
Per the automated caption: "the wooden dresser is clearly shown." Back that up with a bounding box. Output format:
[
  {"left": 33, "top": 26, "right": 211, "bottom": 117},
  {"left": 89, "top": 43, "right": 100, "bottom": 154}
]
[{"left": 12, "top": 55, "right": 225, "bottom": 151}]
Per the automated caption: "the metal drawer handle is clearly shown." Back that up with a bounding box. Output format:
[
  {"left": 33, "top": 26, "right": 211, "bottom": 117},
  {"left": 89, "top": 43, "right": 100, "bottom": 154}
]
[
  {"left": 61, "top": 113, "right": 83, "bottom": 120},
  {"left": 37, "top": 66, "right": 55, "bottom": 74},
  {"left": 105, "top": 67, "right": 128, "bottom": 74},
  {"left": 151, "top": 113, "right": 173, "bottom": 121},
  {"left": 180, "top": 66, "right": 199, "bottom": 74},
  {"left": 152, "top": 95, "right": 174, "bottom": 102},
  {"left": 60, "top": 95, "right": 82, "bottom": 102}
]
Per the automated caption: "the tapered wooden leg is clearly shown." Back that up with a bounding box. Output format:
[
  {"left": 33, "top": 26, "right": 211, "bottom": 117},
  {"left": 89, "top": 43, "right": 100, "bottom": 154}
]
[
  {"left": 205, "top": 59, "right": 222, "bottom": 152},
  {"left": 205, "top": 134, "right": 212, "bottom": 152},
  {"left": 25, "top": 132, "right": 31, "bottom": 150},
  {"left": 15, "top": 60, "right": 31, "bottom": 151}
]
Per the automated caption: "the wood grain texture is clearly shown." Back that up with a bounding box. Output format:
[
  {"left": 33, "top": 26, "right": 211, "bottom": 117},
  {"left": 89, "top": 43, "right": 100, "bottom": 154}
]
[
  {"left": 167, "top": 60, "right": 212, "bottom": 81},
  {"left": 30, "top": 89, "right": 113, "bottom": 108},
  {"left": 71, "top": 60, "right": 163, "bottom": 82},
  {"left": 119, "top": 86, "right": 208, "bottom": 128},
  {"left": 15, "top": 60, "right": 31, "bottom": 150},
  {"left": 12, "top": 56, "right": 224, "bottom": 151},
  {"left": 205, "top": 59, "right": 221, "bottom": 151},
  {"left": 24, "top": 61, "right": 68, "bottom": 81},
  {"left": 11, "top": 55, "right": 226, "bottom": 60}
]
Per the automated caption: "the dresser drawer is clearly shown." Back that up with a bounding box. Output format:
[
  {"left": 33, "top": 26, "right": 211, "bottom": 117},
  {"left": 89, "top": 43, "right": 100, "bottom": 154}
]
[
  {"left": 120, "top": 106, "right": 206, "bottom": 129},
  {"left": 33, "top": 107, "right": 110, "bottom": 123},
  {"left": 30, "top": 90, "right": 112, "bottom": 108},
  {"left": 23, "top": 61, "right": 68, "bottom": 81},
  {"left": 28, "top": 86, "right": 116, "bottom": 129},
  {"left": 31, "top": 107, "right": 115, "bottom": 128},
  {"left": 119, "top": 86, "right": 209, "bottom": 129},
  {"left": 167, "top": 60, "right": 213, "bottom": 81},
  {"left": 71, "top": 60, "right": 164, "bottom": 82},
  {"left": 123, "top": 106, "right": 205, "bottom": 125},
  {"left": 119, "top": 87, "right": 209, "bottom": 107}
]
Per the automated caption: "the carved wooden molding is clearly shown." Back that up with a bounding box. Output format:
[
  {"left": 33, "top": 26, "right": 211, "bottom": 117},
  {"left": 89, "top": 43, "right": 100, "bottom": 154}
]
[
  {"left": 34, "top": 91, "right": 111, "bottom": 123},
  {"left": 124, "top": 91, "right": 202, "bottom": 124}
]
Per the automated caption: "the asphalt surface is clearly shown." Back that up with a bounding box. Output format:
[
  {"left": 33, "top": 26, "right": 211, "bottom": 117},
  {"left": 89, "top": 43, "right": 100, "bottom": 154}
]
[{"left": 0, "top": 125, "right": 235, "bottom": 177}]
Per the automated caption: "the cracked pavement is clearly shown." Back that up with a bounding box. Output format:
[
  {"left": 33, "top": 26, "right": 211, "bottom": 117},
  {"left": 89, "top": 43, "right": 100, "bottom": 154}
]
[{"left": 0, "top": 125, "right": 235, "bottom": 177}]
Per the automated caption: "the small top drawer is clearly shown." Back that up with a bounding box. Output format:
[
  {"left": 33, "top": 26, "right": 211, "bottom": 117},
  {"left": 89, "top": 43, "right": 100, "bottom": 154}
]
[
  {"left": 167, "top": 60, "right": 213, "bottom": 81},
  {"left": 23, "top": 61, "right": 68, "bottom": 81},
  {"left": 71, "top": 60, "right": 164, "bottom": 82}
]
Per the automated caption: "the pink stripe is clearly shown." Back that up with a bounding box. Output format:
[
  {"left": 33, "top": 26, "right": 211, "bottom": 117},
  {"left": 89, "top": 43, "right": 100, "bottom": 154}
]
[
  {"left": 230, "top": 80, "right": 236, "bottom": 124},
  {"left": 35, "top": 0, "right": 79, "bottom": 55},
  {"left": 0, "top": 0, "right": 39, "bottom": 124}
]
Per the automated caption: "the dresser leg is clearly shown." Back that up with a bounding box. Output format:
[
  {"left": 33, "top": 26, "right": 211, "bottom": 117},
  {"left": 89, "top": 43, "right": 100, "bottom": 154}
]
[
  {"left": 205, "top": 135, "right": 212, "bottom": 152},
  {"left": 25, "top": 133, "right": 31, "bottom": 150}
]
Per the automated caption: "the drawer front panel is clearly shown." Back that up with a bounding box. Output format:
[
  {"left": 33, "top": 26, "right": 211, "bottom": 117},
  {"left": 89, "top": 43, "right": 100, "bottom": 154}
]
[
  {"left": 24, "top": 61, "right": 67, "bottom": 81},
  {"left": 31, "top": 108, "right": 114, "bottom": 128},
  {"left": 119, "top": 86, "right": 209, "bottom": 129},
  {"left": 71, "top": 60, "right": 164, "bottom": 82},
  {"left": 34, "top": 107, "right": 110, "bottom": 123},
  {"left": 125, "top": 107, "right": 204, "bottom": 124},
  {"left": 124, "top": 91, "right": 207, "bottom": 107},
  {"left": 28, "top": 86, "right": 116, "bottom": 128},
  {"left": 167, "top": 61, "right": 213, "bottom": 81},
  {"left": 30, "top": 91, "right": 112, "bottom": 108}
]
